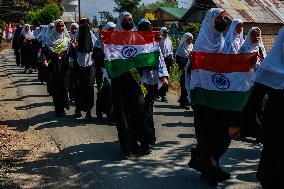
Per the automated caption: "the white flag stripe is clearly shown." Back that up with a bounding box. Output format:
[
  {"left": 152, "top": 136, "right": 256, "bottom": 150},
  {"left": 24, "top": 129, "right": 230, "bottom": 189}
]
[
  {"left": 104, "top": 42, "right": 159, "bottom": 60},
  {"left": 190, "top": 69, "right": 254, "bottom": 92}
]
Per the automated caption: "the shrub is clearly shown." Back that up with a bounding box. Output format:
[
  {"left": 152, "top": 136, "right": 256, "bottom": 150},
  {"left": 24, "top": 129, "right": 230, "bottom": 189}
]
[
  {"left": 182, "top": 22, "right": 201, "bottom": 39},
  {"left": 25, "top": 3, "right": 62, "bottom": 26}
]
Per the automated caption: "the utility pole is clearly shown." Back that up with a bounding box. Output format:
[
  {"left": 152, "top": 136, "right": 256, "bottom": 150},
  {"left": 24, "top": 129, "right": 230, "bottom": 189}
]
[
  {"left": 78, "top": 0, "right": 81, "bottom": 20},
  {"left": 74, "top": 8, "right": 76, "bottom": 22},
  {"left": 99, "top": 11, "right": 105, "bottom": 25}
]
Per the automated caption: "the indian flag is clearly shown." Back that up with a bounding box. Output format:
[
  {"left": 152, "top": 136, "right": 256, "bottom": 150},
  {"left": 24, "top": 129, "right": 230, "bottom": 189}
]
[
  {"left": 103, "top": 31, "right": 160, "bottom": 78},
  {"left": 190, "top": 52, "right": 257, "bottom": 111}
]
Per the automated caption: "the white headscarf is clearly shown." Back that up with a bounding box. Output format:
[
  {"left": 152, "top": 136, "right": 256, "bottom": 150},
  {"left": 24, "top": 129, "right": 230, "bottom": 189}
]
[
  {"left": 115, "top": 11, "right": 132, "bottom": 31},
  {"left": 36, "top": 25, "right": 47, "bottom": 42},
  {"left": 253, "top": 26, "right": 284, "bottom": 89},
  {"left": 239, "top": 27, "right": 266, "bottom": 56},
  {"left": 42, "top": 23, "right": 54, "bottom": 47},
  {"left": 194, "top": 8, "right": 226, "bottom": 53},
  {"left": 34, "top": 27, "right": 40, "bottom": 38},
  {"left": 159, "top": 27, "right": 173, "bottom": 56},
  {"left": 104, "top": 22, "right": 116, "bottom": 30},
  {"left": 70, "top": 22, "right": 79, "bottom": 30},
  {"left": 46, "top": 19, "right": 69, "bottom": 53},
  {"left": 225, "top": 19, "right": 244, "bottom": 54},
  {"left": 175, "top": 32, "right": 193, "bottom": 58},
  {"left": 20, "top": 24, "right": 35, "bottom": 40}
]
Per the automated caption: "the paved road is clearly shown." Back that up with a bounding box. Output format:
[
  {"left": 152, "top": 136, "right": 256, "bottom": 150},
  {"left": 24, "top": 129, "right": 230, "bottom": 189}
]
[{"left": 0, "top": 49, "right": 261, "bottom": 189}]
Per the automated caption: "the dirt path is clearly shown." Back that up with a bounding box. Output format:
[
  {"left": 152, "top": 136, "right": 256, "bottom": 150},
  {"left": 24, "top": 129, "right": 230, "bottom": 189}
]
[{"left": 0, "top": 50, "right": 59, "bottom": 188}]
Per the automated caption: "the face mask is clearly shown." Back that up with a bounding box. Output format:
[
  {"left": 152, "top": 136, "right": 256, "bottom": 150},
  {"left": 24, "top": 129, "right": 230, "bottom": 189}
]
[
  {"left": 215, "top": 19, "right": 228, "bottom": 32},
  {"left": 121, "top": 20, "right": 134, "bottom": 31}
]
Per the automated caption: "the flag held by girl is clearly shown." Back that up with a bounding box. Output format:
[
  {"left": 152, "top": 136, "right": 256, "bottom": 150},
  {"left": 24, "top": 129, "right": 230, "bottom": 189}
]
[
  {"left": 103, "top": 31, "right": 160, "bottom": 78},
  {"left": 190, "top": 52, "right": 257, "bottom": 111}
]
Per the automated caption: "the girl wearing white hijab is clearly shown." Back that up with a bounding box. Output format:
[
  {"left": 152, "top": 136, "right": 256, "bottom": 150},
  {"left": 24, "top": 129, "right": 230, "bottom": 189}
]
[
  {"left": 138, "top": 19, "right": 169, "bottom": 154},
  {"left": 104, "top": 22, "right": 116, "bottom": 31},
  {"left": 44, "top": 19, "right": 70, "bottom": 116},
  {"left": 246, "top": 27, "right": 284, "bottom": 189},
  {"left": 157, "top": 27, "right": 173, "bottom": 102},
  {"left": 225, "top": 19, "right": 244, "bottom": 54},
  {"left": 194, "top": 9, "right": 227, "bottom": 53},
  {"left": 69, "top": 22, "right": 79, "bottom": 39},
  {"left": 38, "top": 25, "right": 52, "bottom": 83},
  {"left": 239, "top": 27, "right": 266, "bottom": 65},
  {"left": 111, "top": 12, "right": 153, "bottom": 156},
  {"left": 239, "top": 27, "right": 267, "bottom": 141},
  {"left": 95, "top": 22, "right": 116, "bottom": 122},
  {"left": 115, "top": 11, "right": 133, "bottom": 31},
  {"left": 42, "top": 23, "right": 54, "bottom": 48},
  {"left": 73, "top": 18, "right": 97, "bottom": 119},
  {"left": 19, "top": 24, "right": 36, "bottom": 73},
  {"left": 175, "top": 32, "right": 193, "bottom": 109},
  {"left": 252, "top": 26, "right": 284, "bottom": 188},
  {"left": 188, "top": 8, "right": 237, "bottom": 186}
]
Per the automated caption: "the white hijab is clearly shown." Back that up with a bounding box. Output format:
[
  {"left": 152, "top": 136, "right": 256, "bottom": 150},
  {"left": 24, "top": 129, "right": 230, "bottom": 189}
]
[
  {"left": 69, "top": 22, "right": 79, "bottom": 38},
  {"left": 36, "top": 25, "right": 47, "bottom": 42},
  {"left": 194, "top": 8, "right": 226, "bottom": 53},
  {"left": 175, "top": 32, "right": 193, "bottom": 58},
  {"left": 115, "top": 11, "right": 132, "bottom": 31},
  {"left": 225, "top": 19, "right": 244, "bottom": 54},
  {"left": 46, "top": 19, "right": 69, "bottom": 53},
  {"left": 239, "top": 27, "right": 266, "bottom": 54},
  {"left": 253, "top": 26, "right": 284, "bottom": 89},
  {"left": 159, "top": 27, "right": 173, "bottom": 56},
  {"left": 104, "top": 22, "right": 116, "bottom": 30},
  {"left": 21, "top": 24, "right": 35, "bottom": 40},
  {"left": 42, "top": 23, "right": 54, "bottom": 47}
]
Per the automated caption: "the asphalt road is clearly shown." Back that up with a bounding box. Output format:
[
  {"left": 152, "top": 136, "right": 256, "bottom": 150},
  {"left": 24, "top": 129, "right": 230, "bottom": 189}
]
[{"left": 0, "top": 49, "right": 262, "bottom": 189}]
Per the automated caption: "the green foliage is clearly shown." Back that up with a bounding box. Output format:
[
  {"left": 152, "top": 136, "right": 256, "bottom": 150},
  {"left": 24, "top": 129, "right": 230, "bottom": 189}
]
[
  {"left": 0, "top": 0, "right": 62, "bottom": 23},
  {"left": 170, "top": 37, "right": 180, "bottom": 54},
  {"left": 145, "top": 0, "right": 178, "bottom": 10},
  {"left": 0, "top": 20, "right": 5, "bottom": 31},
  {"left": 170, "top": 61, "right": 182, "bottom": 82},
  {"left": 114, "top": 0, "right": 141, "bottom": 13},
  {"left": 182, "top": 23, "right": 201, "bottom": 39},
  {"left": 25, "top": 3, "right": 61, "bottom": 26},
  {"left": 114, "top": 0, "right": 143, "bottom": 22}
]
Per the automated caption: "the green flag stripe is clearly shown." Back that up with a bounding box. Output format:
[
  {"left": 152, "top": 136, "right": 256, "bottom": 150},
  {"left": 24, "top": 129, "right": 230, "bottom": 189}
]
[
  {"left": 190, "top": 87, "right": 252, "bottom": 111},
  {"left": 104, "top": 51, "right": 159, "bottom": 78}
]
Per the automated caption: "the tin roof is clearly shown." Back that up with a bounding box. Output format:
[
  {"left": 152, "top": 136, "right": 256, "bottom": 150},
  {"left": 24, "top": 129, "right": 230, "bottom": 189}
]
[
  {"left": 215, "top": 0, "right": 284, "bottom": 23},
  {"left": 159, "top": 7, "right": 188, "bottom": 19},
  {"left": 181, "top": 0, "right": 284, "bottom": 23}
]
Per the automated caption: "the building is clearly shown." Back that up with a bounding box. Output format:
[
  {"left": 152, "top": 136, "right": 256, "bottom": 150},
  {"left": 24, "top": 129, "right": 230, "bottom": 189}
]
[
  {"left": 154, "top": 7, "right": 188, "bottom": 28},
  {"left": 180, "top": 0, "right": 284, "bottom": 51},
  {"left": 62, "top": 0, "right": 78, "bottom": 28}
]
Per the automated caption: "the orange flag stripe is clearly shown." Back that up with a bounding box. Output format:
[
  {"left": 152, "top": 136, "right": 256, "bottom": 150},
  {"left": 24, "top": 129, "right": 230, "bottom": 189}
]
[{"left": 192, "top": 51, "right": 258, "bottom": 73}]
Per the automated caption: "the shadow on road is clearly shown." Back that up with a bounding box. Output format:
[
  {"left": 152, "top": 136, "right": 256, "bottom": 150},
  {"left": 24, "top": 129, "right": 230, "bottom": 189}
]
[{"left": 12, "top": 140, "right": 261, "bottom": 189}]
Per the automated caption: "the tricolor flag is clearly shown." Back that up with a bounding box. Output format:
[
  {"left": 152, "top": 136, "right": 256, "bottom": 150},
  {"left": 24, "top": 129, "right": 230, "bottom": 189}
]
[
  {"left": 103, "top": 31, "right": 160, "bottom": 78},
  {"left": 190, "top": 52, "right": 257, "bottom": 111}
]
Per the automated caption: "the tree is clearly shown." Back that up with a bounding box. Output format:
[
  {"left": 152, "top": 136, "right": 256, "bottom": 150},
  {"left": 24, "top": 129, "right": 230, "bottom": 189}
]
[
  {"left": 114, "top": 0, "right": 141, "bottom": 14},
  {"left": 105, "top": 11, "right": 115, "bottom": 22},
  {"left": 114, "top": 0, "right": 144, "bottom": 22},
  {"left": 145, "top": 0, "right": 178, "bottom": 10},
  {"left": 92, "top": 16, "right": 98, "bottom": 27},
  {"left": 25, "top": 2, "right": 62, "bottom": 26},
  {"left": 0, "top": 0, "right": 62, "bottom": 23},
  {"left": 182, "top": 23, "right": 201, "bottom": 39}
]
